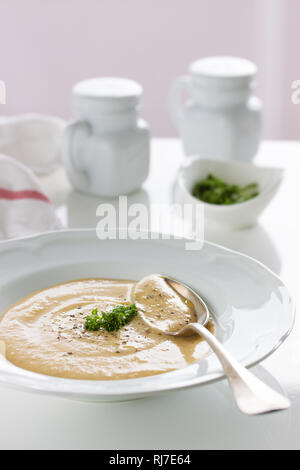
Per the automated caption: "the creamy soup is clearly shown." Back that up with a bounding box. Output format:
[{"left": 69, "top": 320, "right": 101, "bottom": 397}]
[{"left": 0, "top": 276, "right": 214, "bottom": 380}]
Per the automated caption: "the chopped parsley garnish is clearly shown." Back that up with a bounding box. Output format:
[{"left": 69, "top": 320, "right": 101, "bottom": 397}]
[
  {"left": 192, "top": 174, "right": 259, "bottom": 205},
  {"left": 84, "top": 304, "right": 138, "bottom": 332}
]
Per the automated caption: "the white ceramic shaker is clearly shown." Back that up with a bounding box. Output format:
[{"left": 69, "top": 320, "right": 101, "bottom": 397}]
[
  {"left": 170, "top": 56, "right": 262, "bottom": 161},
  {"left": 64, "top": 77, "right": 150, "bottom": 197}
]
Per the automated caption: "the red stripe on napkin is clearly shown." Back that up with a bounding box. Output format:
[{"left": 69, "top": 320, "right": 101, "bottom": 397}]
[{"left": 0, "top": 188, "right": 50, "bottom": 203}]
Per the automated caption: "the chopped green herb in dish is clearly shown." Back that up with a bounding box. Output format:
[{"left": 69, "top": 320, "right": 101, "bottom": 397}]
[
  {"left": 85, "top": 303, "right": 138, "bottom": 332},
  {"left": 192, "top": 173, "right": 259, "bottom": 205}
]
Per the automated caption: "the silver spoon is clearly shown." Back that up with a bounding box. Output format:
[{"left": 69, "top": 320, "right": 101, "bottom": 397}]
[{"left": 139, "top": 275, "right": 291, "bottom": 415}]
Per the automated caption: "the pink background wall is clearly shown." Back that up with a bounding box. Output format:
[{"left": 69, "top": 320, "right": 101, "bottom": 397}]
[{"left": 0, "top": 0, "right": 300, "bottom": 139}]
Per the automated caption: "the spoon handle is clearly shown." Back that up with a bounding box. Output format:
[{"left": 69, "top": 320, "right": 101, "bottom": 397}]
[{"left": 189, "top": 323, "right": 290, "bottom": 415}]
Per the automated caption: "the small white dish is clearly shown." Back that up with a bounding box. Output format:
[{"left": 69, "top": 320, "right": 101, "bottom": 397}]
[
  {"left": 174, "top": 157, "right": 284, "bottom": 229},
  {"left": 0, "top": 229, "right": 294, "bottom": 402}
]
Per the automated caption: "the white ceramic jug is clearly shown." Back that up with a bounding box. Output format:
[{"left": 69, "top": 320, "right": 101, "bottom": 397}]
[
  {"left": 171, "top": 57, "right": 262, "bottom": 161},
  {"left": 64, "top": 77, "right": 150, "bottom": 197}
]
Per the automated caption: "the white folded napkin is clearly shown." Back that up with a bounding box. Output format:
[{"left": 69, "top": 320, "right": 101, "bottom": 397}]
[
  {"left": 0, "top": 114, "right": 66, "bottom": 240},
  {"left": 0, "top": 154, "right": 62, "bottom": 240},
  {"left": 0, "top": 114, "right": 66, "bottom": 174}
]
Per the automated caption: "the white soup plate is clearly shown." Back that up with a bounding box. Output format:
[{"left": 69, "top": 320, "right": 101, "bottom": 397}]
[{"left": 0, "top": 230, "right": 294, "bottom": 402}]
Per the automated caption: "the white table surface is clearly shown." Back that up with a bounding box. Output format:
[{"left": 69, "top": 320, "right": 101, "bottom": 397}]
[{"left": 0, "top": 138, "right": 299, "bottom": 450}]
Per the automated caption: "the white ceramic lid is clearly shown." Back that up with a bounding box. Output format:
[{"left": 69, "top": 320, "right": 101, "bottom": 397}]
[
  {"left": 190, "top": 56, "right": 257, "bottom": 77},
  {"left": 73, "top": 77, "right": 142, "bottom": 100},
  {"left": 189, "top": 56, "right": 257, "bottom": 89},
  {"left": 73, "top": 77, "right": 143, "bottom": 113}
]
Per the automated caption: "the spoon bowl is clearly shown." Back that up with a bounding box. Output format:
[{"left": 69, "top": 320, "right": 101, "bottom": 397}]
[{"left": 162, "top": 276, "right": 210, "bottom": 336}]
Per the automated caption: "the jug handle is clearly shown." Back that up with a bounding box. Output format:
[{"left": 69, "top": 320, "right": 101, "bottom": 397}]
[
  {"left": 63, "top": 119, "right": 91, "bottom": 190},
  {"left": 170, "top": 75, "right": 191, "bottom": 126}
]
